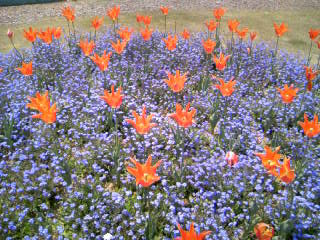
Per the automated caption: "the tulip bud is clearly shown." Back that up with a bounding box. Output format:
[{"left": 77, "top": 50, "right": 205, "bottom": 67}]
[
  {"left": 7, "top": 29, "right": 14, "bottom": 39},
  {"left": 225, "top": 151, "right": 238, "bottom": 166}
]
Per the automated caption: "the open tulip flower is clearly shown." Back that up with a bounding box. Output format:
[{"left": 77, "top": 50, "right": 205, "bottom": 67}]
[
  {"left": 91, "top": 16, "right": 104, "bottom": 30},
  {"left": 126, "top": 155, "right": 162, "bottom": 187},
  {"left": 277, "top": 84, "right": 299, "bottom": 104},
  {"left": 140, "top": 27, "right": 153, "bottom": 41},
  {"left": 160, "top": 6, "right": 169, "bottom": 15},
  {"left": 213, "top": 52, "right": 231, "bottom": 71},
  {"left": 90, "top": 50, "right": 112, "bottom": 72},
  {"left": 205, "top": 20, "right": 219, "bottom": 32},
  {"left": 117, "top": 27, "right": 133, "bottom": 42},
  {"left": 176, "top": 222, "right": 211, "bottom": 240},
  {"left": 78, "top": 39, "right": 95, "bottom": 56},
  {"left": 23, "top": 27, "right": 37, "bottom": 43},
  {"left": 111, "top": 39, "right": 127, "bottom": 55},
  {"left": 62, "top": 6, "right": 75, "bottom": 22},
  {"left": 255, "top": 146, "right": 281, "bottom": 175},
  {"left": 202, "top": 38, "right": 216, "bottom": 55},
  {"left": 17, "top": 61, "right": 32, "bottom": 76},
  {"left": 254, "top": 223, "right": 274, "bottom": 240},
  {"left": 126, "top": 106, "right": 157, "bottom": 134},
  {"left": 278, "top": 157, "right": 295, "bottom": 184},
  {"left": 142, "top": 15, "right": 152, "bottom": 27},
  {"left": 164, "top": 70, "right": 188, "bottom": 93},
  {"left": 250, "top": 31, "right": 257, "bottom": 41},
  {"left": 273, "top": 22, "right": 288, "bottom": 37},
  {"left": 162, "top": 34, "right": 178, "bottom": 51},
  {"left": 107, "top": 6, "right": 120, "bottom": 22},
  {"left": 236, "top": 27, "right": 249, "bottom": 40},
  {"left": 213, "top": 7, "right": 226, "bottom": 21},
  {"left": 304, "top": 66, "right": 319, "bottom": 91},
  {"left": 181, "top": 29, "right": 190, "bottom": 40},
  {"left": 27, "top": 91, "right": 57, "bottom": 124},
  {"left": 169, "top": 102, "right": 196, "bottom": 128},
  {"left": 214, "top": 77, "right": 236, "bottom": 97},
  {"left": 228, "top": 19, "right": 240, "bottom": 33},
  {"left": 100, "top": 85, "right": 123, "bottom": 109},
  {"left": 298, "top": 113, "right": 320, "bottom": 138},
  {"left": 225, "top": 151, "right": 238, "bottom": 166},
  {"left": 309, "top": 28, "right": 320, "bottom": 40}
]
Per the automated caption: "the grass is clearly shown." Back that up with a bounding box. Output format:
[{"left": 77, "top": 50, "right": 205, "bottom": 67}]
[{"left": 0, "top": 8, "right": 319, "bottom": 63}]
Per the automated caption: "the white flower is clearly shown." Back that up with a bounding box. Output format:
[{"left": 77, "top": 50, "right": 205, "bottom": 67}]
[{"left": 103, "top": 233, "right": 113, "bottom": 240}]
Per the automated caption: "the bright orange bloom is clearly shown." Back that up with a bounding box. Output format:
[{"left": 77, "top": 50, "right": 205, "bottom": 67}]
[
  {"left": 277, "top": 84, "right": 299, "bottom": 104},
  {"left": 316, "top": 40, "right": 320, "bottom": 49},
  {"left": 126, "top": 155, "right": 162, "bottom": 187},
  {"left": 278, "top": 157, "right": 295, "bottom": 184},
  {"left": 111, "top": 39, "right": 127, "bottom": 55},
  {"left": 23, "top": 27, "right": 37, "bottom": 43},
  {"left": 160, "top": 6, "right": 169, "bottom": 15},
  {"left": 176, "top": 222, "right": 211, "bottom": 240},
  {"left": 273, "top": 22, "right": 288, "bottom": 37},
  {"left": 78, "top": 39, "right": 95, "bottom": 56},
  {"left": 100, "top": 85, "right": 123, "bottom": 109},
  {"left": 254, "top": 223, "right": 274, "bottom": 240},
  {"left": 17, "top": 61, "right": 32, "bottom": 76},
  {"left": 91, "top": 16, "right": 104, "bottom": 30},
  {"left": 37, "top": 28, "right": 53, "bottom": 44},
  {"left": 140, "top": 27, "right": 153, "bottom": 41},
  {"left": 164, "top": 70, "right": 188, "bottom": 92},
  {"left": 309, "top": 28, "right": 320, "bottom": 40},
  {"left": 202, "top": 38, "right": 216, "bottom": 54},
  {"left": 213, "top": 52, "right": 231, "bottom": 71},
  {"left": 136, "top": 14, "right": 143, "bottom": 23},
  {"left": 169, "top": 102, "right": 196, "bottom": 128},
  {"left": 213, "top": 7, "right": 226, "bottom": 21},
  {"left": 250, "top": 31, "right": 257, "bottom": 41},
  {"left": 0, "top": 68, "right": 3, "bottom": 73},
  {"left": 27, "top": 91, "right": 57, "bottom": 124},
  {"left": 298, "top": 113, "right": 320, "bottom": 138},
  {"left": 90, "top": 50, "right": 112, "bottom": 72},
  {"left": 228, "top": 19, "right": 240, "bottom": 33},
  {"left": 181, "top": 29, "right": 190, "bottom": 40},
  {"left": 62, "top": 6, "right": 75, "bottom": 22},
  {"left": 107, "top": 6, "right": 120, "bottom": 21},
  {"left": 205, "top": 20, "right": 219, "bottom": 32},
  {"left": 117, "top": 27, "right": 133, "bottom": 42},
  {"left": 214, "top": 77, "right": 236, "bottom": 97},
  {"left": 162, "top": 34, "right": 178, "bottom": 51},
  {"left": 142, "top": 15, "right": 152, "bottom": 26},
  {"left": 255, "top": 146, "right": 281, "bottom": 175},
  {"left": 52, "top": 27, "right": 62, "bottom": 39},
  {"left": 304, "top": 66, "right": 319, "bottom": 91},
  {"left": 126, "top": 106, "right": 157, "bottom": 134},
  {"left": 236, "top": 27, "right": 249, "bottom": 39}
]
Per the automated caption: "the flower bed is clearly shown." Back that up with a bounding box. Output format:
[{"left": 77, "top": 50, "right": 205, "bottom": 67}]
[{"left": 0, "top": 6, "right": 319, "bottom": 240}]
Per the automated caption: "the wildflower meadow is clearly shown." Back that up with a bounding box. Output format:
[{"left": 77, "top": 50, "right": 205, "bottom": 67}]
[{"left": 0, "top": 5, "right": 320, "bottom": 240}]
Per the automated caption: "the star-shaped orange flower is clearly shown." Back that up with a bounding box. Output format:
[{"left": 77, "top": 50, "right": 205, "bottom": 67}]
[
  {"left": 107, "top": 6, "right": 120, "bottom": 21},
  {"left": 78, "top": 39, "right": 95, "bottom": 56},
  {"left": 273, "top": 22, "right": 288, "bottom": 37},
  {"left": 140, "top": 27, "right": 153, "bottom": 41},
  {"left": 100, "top": 85, "right": 123, "bottom": 109},
  {"left": 126, "top": 155, "right": 162, "bottom": 187},
  {"left": 298, "top": 113, "right": 320, "bottom": 138},
  {"left": 164, "top": 70, "right": 188, "bottom": 92},
  {"left": 90, "top": 50, "right": 112, "bottom": 72},
  {"left": 17, "top": 61, "right": 32, "bottom": 76},
  {"left": 228, "top": 19, "right": 239, "bottom": 33},
  {"left": 181, "top": 29, "right": 190, "bottom": 40},
  {"left": 277, "top": 84, "right": 299, "bottom": 104},
  {"left": 254, "top": 223, "right": 274, "bottom": 240},
  {"left": 176, "top": 222, "right": 211, "bottom": 240},
  {"left": 91, "top": 16, "right": 104, "bottom": 30},
  {"left": 52, "top": 27, "right": 62, "bottom": 39},
  {"left": 214, "top": 77, "right": 236, "bottom": 97},
  {"left": 213, "top": 52, "right": 231, "bottom": 71},
  {"left": 304, "top": 66, "right": 319, "bottom": 91},
  {"left": 126, "top": 106, "right": 157, "bottom": 134},
  {"left": 169, "top": 102, "right": 196, "bottom": 128},
  {"left": 278, "top": 157, "right": 295, "bottom": 184},
  {"left": 62, "top": 6, "right": 75, "bottom": 22},
  {"left": 23, "top": 27, "right": 37, "bottom": 43},
  {"left": 117, "top": 27, "right": 133, "bottom": 42},
  {"left": 111, "top": 39, "right": 127, "bottom": 55},
  {"left": 255, "top": 146, "right": 281, "bottom": 175},
  {"left": 202, "top": 38, "right": 216, "bottom": 54},
  {"left": 205, "top": 20, "right": 219, "bottom": 32},
  {"left": 162, "top": 34, "right": 178, "bottom": 51},
  {"left": 213, "top": 7, "right": 226, "bottom": 21},
  {"left": 160, "top": 6, "right": 169, "bottom": 15},
  {"left": 236, "top": 27, "right": 249, "bottom": 39}
]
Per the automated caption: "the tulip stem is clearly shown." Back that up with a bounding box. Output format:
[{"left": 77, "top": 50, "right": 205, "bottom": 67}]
[
  {"left": 307, "top": 40, "right": 313, "bottom": 66},
  {"left": 180, "top": 127, "right": 186, "bottom": 182},
  {"left": 164, "top": 15, "right": 167, "bottom": 34},
  {"left": 317, "top": 53, "right": 320, "bottom": 70}
]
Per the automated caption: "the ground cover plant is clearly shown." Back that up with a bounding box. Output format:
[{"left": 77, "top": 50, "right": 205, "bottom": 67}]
[{"left": 0, "top": 5, "right": 320, "bottom": 240}]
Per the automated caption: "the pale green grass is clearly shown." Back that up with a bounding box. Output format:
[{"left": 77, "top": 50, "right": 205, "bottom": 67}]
[{"left": 0, "top": 9, "right": 319, "bottom": 63}]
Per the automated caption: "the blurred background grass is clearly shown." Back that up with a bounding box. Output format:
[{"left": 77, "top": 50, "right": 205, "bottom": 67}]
[{"left": 0, "top": 8, "right": 319, "bottom": 63}]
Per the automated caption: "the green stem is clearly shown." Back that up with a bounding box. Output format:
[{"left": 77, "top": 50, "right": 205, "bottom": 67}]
[
  {"left": 164, "top": 15, "right": 167, "bottom": 34},
  {"left": 307, "top": 40, "right": 313, "bottom": 66}
]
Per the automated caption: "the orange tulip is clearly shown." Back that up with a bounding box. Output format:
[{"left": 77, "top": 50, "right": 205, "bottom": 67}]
[
  {"left": 236, "top": 27, "right": 249, "bottom": 40},
  {"left": 298, "top": 113, "right": 320, "bottom": 138},
  {"left": 213, "top": 7, "right": 226, "bottom": 21},
  {"left": 17, "top": 61, "right": 32, "bottom": 76},
  {"left": 27, "top": 91, "right": 57, "bottom": 124},
  {"left": 100, "top": 85, "right": 123, "bottom": 109},
  {"left": 304, "top": 66, "right": 319, "bottom": 91},
  {"left": 214, "top": 77, "right": 236, "bottom": 97},
  {"left": 225, "top": 151, "right": 238, "bottom": 167},
  {"left": 202, "top": 38, "right": 216, "bottom": 54},
  {"left": 136, "top": 14, "right": 143, "bottom": 23},
  {"left": 78, "top": 39, "right": 95, "bottom": 56},
  {"left": 176, "top": 222, "right": 211, "bottom": 240},
  {"left": 213, "top": 52, "right": 231, "bottom": 71},
  {"left": 107, "top": 6, "right": 120, "bottom": 21},
  {"left": 140, "top": 27, "right": 153, "bottom": 41},
  {"left": 205, "top": 20, "right": 219, "bottom": 32},
  {"left": 52, "top": 27, "right": 62, "bottom": 39},
  {"left": 111, "top": 39, "right": 127, "bottom": 55},
  {"left": 62, "top": 6, "right": 75, "bottom": 22},
  {"left": 142, "top": 15, "right": 152, "bottom": 27},
  {"left": 254, "top": 223, "right": 274, "bottom": 240},
  {"left": 37, "top": 28, "right": 53, "bottom": 44},
  {"left": 160, "top": 6, "right": 169, "bottom": 15},
  {"left": 309, "top": 28, "right": 320, "bottom": 40},
  {"left": 23, "top": 27, "right": 37, "bottom": 43},
  {"left": 250, "top": 31, "right": 257, "bottom": 41},
  {"left": 90, "top": 50, "right": 112, "bottom": 72},
  {"left": 277, "top": 84, "right": 299, "bottom": 104},
  {"left": 316, "top": 40, "right": 320, "bottom": 49},
  {"left": 255, "top": 146, "right": 281, "bottom": 175},
  {"left": 164, "top": 70, "right": 188, "bottom": 92},
  {"left": 126, "top": 155, "right": 162, "bottom": 187},
  {"left": 278, "top": 157, "right": 295, "bottom": 184},
  {"left": 162, "top": 34, "right": 178, "bottom": 51},
  {"left": 169, "top": 102, "right": 196, "bottom": 128},
  {"left": 273, "top": 22, "right": 288, "bottom": 37},
  {"left": 91, "top": 16, "right": 104, "bottom": 30},
  {"left": 228, "top": 19, "right": 239, "bottom": 33},
  {"left": 126, "top": 106, "right": 157, "bottom": 134},
  {"left": 117, "top": 27, "right": 133, "bottom": 42},
  {"left": 181, "top": 29, "right": 190, "bottom": 40}
]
